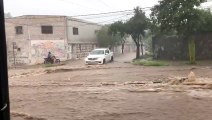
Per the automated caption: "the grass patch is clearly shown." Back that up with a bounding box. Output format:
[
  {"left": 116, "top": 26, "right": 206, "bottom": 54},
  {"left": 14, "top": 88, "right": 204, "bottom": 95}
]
[
  {"left": 133, "top": 59, "right": 169, "bottom": 66},
  {"left": 133, "top": 54, "right": 153, "bottom": 61}
]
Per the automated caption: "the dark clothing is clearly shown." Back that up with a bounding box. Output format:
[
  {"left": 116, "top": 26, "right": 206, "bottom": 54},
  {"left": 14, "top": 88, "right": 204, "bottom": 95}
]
[{"left": 47, "top": 53, "right": 52, "bottom": 59}]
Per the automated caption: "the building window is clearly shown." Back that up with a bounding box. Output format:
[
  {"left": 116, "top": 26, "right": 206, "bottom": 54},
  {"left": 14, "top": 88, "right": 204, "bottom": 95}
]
[
  {"left": 15, "top": 26, "right": 23, "bottom": 34},
  {"left": 73, "top": 27, "right": 79, "bottom": 35},
  {"left": 41, "top": 26, "right": 53, "bottom": 34}
]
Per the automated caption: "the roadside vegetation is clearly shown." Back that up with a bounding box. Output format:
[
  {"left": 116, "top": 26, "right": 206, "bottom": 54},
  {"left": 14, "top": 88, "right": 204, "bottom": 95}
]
[
  {"left": 151, "top": 0, "right": 212, "bottom": 64},
  {"left": 132, "top": 54, "right": 169, "bottom": 66},
  {"left": 133, "top": 59, "right": 169, "bottom": 66},
  {"left": 100, "top": 0, "right": 212, "bottom": 64}
]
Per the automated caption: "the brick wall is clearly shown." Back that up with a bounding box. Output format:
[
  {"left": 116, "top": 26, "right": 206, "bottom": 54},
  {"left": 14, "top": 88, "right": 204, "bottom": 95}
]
[{"left": 69, "top": 43, "right": 96, "bottom": 59}]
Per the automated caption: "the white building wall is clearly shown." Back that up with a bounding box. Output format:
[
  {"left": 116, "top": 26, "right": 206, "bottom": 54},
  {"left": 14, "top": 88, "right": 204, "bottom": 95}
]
[
  {"left": 5, "top": 15, "right": 67, "bottom": 66},
  {"left": 67, "top": 18, "right": 102, "bottom": 44},
  {"left": 67, "top": 18, "right": 102, "bottom": 59}
]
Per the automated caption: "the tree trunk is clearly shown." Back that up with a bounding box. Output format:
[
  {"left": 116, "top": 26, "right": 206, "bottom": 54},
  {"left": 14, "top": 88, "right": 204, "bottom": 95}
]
[
  {"left": 136, "top": 44, "right": 140, "bottom": 59},
  {"left": 188, "top": 37, "right": 196, "bottom": 64},
  {"left": 140, "top": 43, "right": 144, "bottom": 56},
  {"left": 121, "top": 43, "right": 124, "bottom": 54}
]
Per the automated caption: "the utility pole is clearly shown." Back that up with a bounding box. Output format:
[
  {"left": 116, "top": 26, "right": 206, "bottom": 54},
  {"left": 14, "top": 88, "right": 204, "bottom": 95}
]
[
  {"left": 12, "top": 42, "right": 16, "bottom": 68},
  {"left": 26, "top": 17, "right": 31, "bottom": 63},
  {"left": 0, "top": 0, "right": 11, "bottom": 120}
]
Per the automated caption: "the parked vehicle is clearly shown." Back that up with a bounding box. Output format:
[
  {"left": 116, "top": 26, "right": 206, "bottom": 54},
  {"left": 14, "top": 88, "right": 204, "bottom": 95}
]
[
  {"left": 44, "top": 56, "right": 60, "bottom": 64},
  {"left": 85, "top": 48, "right": 114, "bottom": 65}
]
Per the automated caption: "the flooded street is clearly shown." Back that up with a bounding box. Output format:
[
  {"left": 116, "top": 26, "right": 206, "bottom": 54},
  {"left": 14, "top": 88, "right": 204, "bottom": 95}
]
[{"left": 9, "top": 53, "right": 212, "bottom": 120}]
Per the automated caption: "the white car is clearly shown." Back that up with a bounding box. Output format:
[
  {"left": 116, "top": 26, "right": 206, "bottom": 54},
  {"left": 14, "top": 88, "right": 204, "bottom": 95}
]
[{"left": 85, "top": 48, "right": 114, "bottom": 65}]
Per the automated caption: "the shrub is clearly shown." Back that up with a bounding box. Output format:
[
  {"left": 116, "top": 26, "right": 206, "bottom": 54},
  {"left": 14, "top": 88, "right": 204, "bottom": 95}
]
[{"left": 133, "top": 60, "right": 168, "bottom": 66}]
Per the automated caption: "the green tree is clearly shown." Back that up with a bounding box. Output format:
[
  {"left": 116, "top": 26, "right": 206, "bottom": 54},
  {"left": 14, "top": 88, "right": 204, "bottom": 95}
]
[
  {"left": 96, "top": 26, "right": 121, "bottom": 49},
  {"left": 198, "top": 10, "right": 212, "bottom": 33},
  {"left": 125, "top": 7, "right": 149, "bottom": 59},
  {"left": 151, "top": 0, "right": 209, "bottom": 64},
  {"left": 109, "top": 21, "right": 127, "bottom": 54}
]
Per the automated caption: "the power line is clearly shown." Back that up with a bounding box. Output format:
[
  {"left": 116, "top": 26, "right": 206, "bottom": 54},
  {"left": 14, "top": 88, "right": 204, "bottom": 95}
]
[
  {"left": 56, "top": 0, "right": 103, "bottom": 12},
  {"left": 95, "top": 14, "right": 132, "bottom": 24},
  {"left": 5, "top": 13, "right": 132, "bottom": 27},
  {"left": 6, "top": 10, "right": 132, "bottom": 20},
  {"left": 6, "top": 15, "right": 126, "bottom": 27},
  {"left": 5, "top": 6, "right": 152, "bottom": 27},
  {"left": 71, "top": 9, "right": 133, "bottom": 17},
  {"left": 6, "top": 6, "right": 152, "bottom": 20},
  {"left": 5, "top": 12, "right": 133, "bottom": 27},
  {"left": 97, "top": 0, "right": 112, "bottom": 9},
  {"left": 71, "top": 6, "right": 152, "bottom": 17},
  {"left": 77, "top": 11, "right": 133, "bottom": 19},
  {"left": 70, "top": 14, "right": 131, "bottom": 26}
]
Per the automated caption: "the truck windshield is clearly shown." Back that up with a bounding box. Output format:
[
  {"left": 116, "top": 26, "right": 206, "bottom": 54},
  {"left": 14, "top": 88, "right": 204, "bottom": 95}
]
[{"left": 90, "top": 50, "right": 105, "bottom": 55}]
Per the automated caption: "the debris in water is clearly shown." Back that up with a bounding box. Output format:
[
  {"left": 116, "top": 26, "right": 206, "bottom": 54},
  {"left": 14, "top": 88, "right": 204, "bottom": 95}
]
[
  {"left": 127, "top": 88, "right": 162, "bottom": 93},
  {"left": 183, "top": 82, "right": 207, "bottom": 86},
  {"left": 11, "top": 111, "right": 47, "bottom": 120},
  {"left": 187, "top": 71, "right": 196, "bottom": 82},
  {"left": 124, "top": 81, "right": 146, "bottom": 85},
  {"left": 203, "top": 84, "right": 212, "bottom": 89},
  {"left": 153, "top": 79, "right": 163, "bottom": 84},
  {"left": 101, "top": 82, "right": 117, "bottom": 86},
  {"left": 169, "top": 77, "right": 187, "bottom": 85}
]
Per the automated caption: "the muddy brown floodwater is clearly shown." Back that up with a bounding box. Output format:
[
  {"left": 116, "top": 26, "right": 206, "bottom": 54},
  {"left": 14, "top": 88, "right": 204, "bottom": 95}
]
[{"left": 9, "top": 53, "right": 212, "bottom": 120}]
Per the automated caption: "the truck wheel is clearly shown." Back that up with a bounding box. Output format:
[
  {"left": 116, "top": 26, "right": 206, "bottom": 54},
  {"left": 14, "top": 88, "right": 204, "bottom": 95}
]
[
  {"left": 110, "top": 56, "right": 114, "bottom": 62},
  {"left": 103, "top": 59, "right": 106, "bottom": 64}
]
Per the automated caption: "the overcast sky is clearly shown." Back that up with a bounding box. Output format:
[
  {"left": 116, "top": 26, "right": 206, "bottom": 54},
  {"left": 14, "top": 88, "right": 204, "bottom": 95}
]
[{"left": 4, "top": 0, "right": 159, "bottom": 23}]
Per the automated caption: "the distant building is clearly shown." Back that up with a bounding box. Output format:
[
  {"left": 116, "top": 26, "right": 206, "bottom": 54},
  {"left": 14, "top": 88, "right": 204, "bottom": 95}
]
[
  {"left": 66, "top": 18, "right": 102, "bottom": 59},
  {"left": 5, "top": 15, "right": 67, "bottom": 65},
  {"left": 5, "top": 15, "right": 103, "bottom": 66},
  {"left": 5, "top": 15, "right": 135, "bottom": 66},
  {"left": 4, "top": 13, "right": 12, "bottom": 18}
]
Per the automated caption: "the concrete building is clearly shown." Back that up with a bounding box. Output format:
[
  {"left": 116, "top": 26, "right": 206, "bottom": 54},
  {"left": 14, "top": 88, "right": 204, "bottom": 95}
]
[
  {"left": 5, "top": 15, "right": 103, "bottom": 66},
  {"left": 5, "top": 15, "right": 135, "bottom": 66},
  {"left": 5, "top": 15, "right": 67, "bottom": 66},
  {"left": 66, "top": 18, "right": 136, "bottom": 58},
  {"left": 66, "top": 18, "right": 102, "bottom": 59}
]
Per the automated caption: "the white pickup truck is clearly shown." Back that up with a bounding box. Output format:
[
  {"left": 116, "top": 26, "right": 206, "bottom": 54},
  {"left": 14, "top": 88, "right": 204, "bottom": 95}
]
[{"left": 85, "top": 48, "right": 114, "bottom": 65}]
